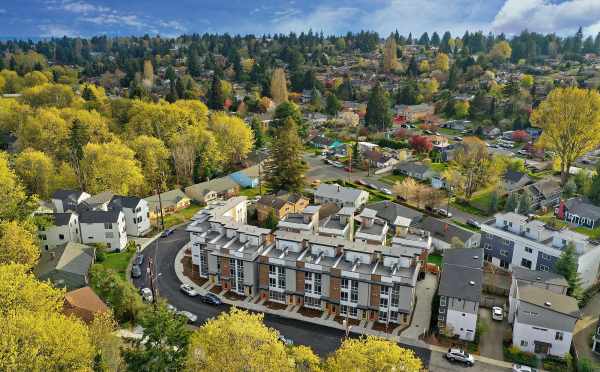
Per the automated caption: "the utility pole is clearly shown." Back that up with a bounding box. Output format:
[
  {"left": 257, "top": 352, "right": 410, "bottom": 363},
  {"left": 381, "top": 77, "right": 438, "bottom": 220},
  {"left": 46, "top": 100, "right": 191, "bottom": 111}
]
[
  {"left": 147, "top": 256, "right": 158, "bottom": 306},
  {"left": 258, "top": 147, "right": 264, "bottom": 196},
  {"left": 155, "top": 181, "right": 165, "bottom": 231}
]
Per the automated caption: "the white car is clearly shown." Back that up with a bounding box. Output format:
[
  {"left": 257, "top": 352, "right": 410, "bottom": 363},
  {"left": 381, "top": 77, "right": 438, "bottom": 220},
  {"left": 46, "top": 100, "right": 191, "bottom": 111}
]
[
  {"left": 512, "top": 364, "right": 537, "bottom": 372},
  {"left": 140, "top": 287, "right": 153, "bottom": 303},
  {"left": 177, "top": 310, "right": 198, "bottom": 323},
  {"left": 492, "top": 306, "right": 504, "bottom": 321},
  {"left": 445, "top": 348, "right": 474, "bottom": 366},
  {"left": 434, "top": 208, "right": 453, "bottom": 218},
  {"left": 180, "top": 283, "right": 199, "bottom": 297},
  {"left": 381, "top": 188, "right": 393, "bottom": 195}
]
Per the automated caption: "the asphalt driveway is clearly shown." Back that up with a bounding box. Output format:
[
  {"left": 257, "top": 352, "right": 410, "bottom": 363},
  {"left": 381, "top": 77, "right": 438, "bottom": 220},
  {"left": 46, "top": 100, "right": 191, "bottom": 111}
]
[{"left": 478, "top": 306, "right": 507, "bottom": 361}]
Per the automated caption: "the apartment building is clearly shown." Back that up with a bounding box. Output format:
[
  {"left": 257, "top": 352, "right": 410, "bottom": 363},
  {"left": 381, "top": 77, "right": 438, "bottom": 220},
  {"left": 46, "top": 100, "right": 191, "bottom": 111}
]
[
  {"left": 480, "top": 212, "right": 600, "bottom": 289},
  {"left": 257, "top": 229, "right": 427, "bottom": 325},
  {"left": 355, "top": 208, "right": 389, "bottom": 246},
  {"left": 318, "top": 207, "right": 354, "bottom": 240}
]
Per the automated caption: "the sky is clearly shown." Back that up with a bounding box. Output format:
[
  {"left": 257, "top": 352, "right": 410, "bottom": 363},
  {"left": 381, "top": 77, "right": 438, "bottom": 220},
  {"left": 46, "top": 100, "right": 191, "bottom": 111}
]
[{"left": 2, "top": 0, "right": 600, "bottom": 39}]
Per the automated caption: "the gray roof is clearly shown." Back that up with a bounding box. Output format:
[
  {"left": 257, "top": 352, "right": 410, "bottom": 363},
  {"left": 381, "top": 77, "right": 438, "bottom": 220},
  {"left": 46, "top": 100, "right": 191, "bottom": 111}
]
[
  {"left": 438, "top": 248, "right": 483, "bottom": 302},
  {"left": 79, "top": 209, "right": 121, "bottom": 224},
  {"left": 414, "top": 216, "right": 477, "bottom": 244},
  {"left": 48, "top": 212, "right": 75, "bottom": 226},
  {"left": 516, "top": 285, "right": 579, "bottom": 331},
  {"left": 35, "top": 242, "right": 95, "bottom": 278},
  {"left": 184, "top": 177, "right": 238, "bottom": 199},
  {"left": 512, "top": 266, "right": 568, "bottom": 288},
  {"left": 397, "top": 162, "right": 430, "bottom": 176},
  {"left": 565, "top": 197, "right": 600, "bottom": 220},
  {"left": 315, "top": 183, "right": 367, "bottom": 203},
  {"left": 109, "top": 195, "right": 143, "bottom": 209},
  {"left": 366, "top": 200, "right": 423, "bottom": 225},
  {"left": 52, "top": 189, "right": 85, "bottom": 200},
  {"left": 83, "top": 191, "right": 114, "bottom": 207},
  {"left": 146, "top": 189, "right": 191, "bottom": 208},
  {"left": 503, "top": 170, "right": 529, "bottom": 185}
]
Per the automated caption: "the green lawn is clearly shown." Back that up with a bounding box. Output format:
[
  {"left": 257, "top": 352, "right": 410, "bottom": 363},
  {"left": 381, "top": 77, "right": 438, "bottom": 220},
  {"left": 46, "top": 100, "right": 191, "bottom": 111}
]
[
  {"left": 97, "top": 250, "right": 135, "bottom": 280},
  {"left": 468, "top": 189, "right": 496, "bottom": 213},
  {"left": 427, "top": 253, "right": 443, "bottom": 266},
  {"left": 162, "top": 204, "right": 204, "bottom": 229},
  {"left": 430, "top": 163, "right": 447, "bottom": 173},
  {"left": 239, "top": 187, "right": 264, "bottom": 198},
  {"left": 574, "top": 226, "right": 600, "bottom": 239},
  {"left": 379, "top": 174, "right": 406, "bottom": 185}
]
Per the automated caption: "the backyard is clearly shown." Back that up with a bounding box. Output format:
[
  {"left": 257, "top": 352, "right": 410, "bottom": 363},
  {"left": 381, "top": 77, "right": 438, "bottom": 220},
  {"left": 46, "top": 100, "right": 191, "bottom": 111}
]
[
  {"left": 96, "top": 249, "right": 135, "bottom": 280},
  {"left": 161, "top": 203, "right": 204, "bottom": 228}
]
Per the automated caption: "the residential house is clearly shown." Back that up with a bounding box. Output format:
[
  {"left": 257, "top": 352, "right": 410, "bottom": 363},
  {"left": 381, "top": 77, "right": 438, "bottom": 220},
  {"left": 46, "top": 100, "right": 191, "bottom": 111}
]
[
  {"left": 256, "top": 193, "right": 309, "bottom": 224},
  {"left": 395, "top": 103, "right": 435, "bottom": 122},
  {"left": 480, "top": 212, "right": 600, "bottom": 289},
  {"left": 35, "top": 242, "right": 96, "bottom": 290},
  {"left": 358, "top": 141, "right": 379, "bottom": 153},
  {"left": 527, "top": 179, "right": 561, "bottom": 210},
  {"left": 415, "top": 216, "right": 480, "bottom": 251},
  {"left": 146, "top": 189, "right": 192, "bottom": 219},
  {"left": 555, "top": 197, "right": 600, "bottom": 229},
  {"left": 184, "top": 177, "right": 239, "bottom": 205},
  {"left": 511, "top": 285, "right": 579, "bottom": 357},
  {"left": 37, "top": 212, "right": 80, "bottom": 250},
  {"left": 258, "top": 230, "right": 420, "bottom": 325},
  {"left": 63, "top": 286, "right": 109, "bottom": 323},
  {"left": 437, "top": 248, "right": 484, "bottom": 341},
  {"left": 51, "top": 190, "right": 91, "bottom": 213},
  {"left": 314, "top": 184, "right": 369, "bottom": 209},
  {"left": 355, "top": 208, "right": 389, "bottom": 246},
  {"left": 79, "top": 209, "right": 127, "bottom": 251},
  {"left": 108, "top": 195, "right": 151, "bottom": 237},
  {"left": 363, "top": 150, "right": 399, "bottom": 169},
  {"left": 366, "top": 200, "right": 424, "bottom": 229},
  {"left": 429, "top": 135, "right": 449, "bottom": 150},
  {"left": 230, "top": 163, "right": 261, "bottom": 188},
  {"left": 502, "top": 170, "right": 533, "bottom": 193},
  {"left": 309, "top": 135, "right": 342, "bottom": 150},
  {"left": 396, "top": 162, "right": 436, "bottom": 181}
]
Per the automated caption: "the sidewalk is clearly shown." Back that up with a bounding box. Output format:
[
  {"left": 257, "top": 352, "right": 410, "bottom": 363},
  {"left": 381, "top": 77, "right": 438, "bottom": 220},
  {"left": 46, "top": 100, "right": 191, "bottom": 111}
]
[{"left": 174, "top": 245, "right": 514, "bottom": 369}]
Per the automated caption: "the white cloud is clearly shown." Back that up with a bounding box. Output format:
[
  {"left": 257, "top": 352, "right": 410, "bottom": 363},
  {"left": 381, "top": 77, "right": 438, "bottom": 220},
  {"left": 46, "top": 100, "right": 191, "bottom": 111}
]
[
  {"left": 271, "top": 6, "right": 361, "bottom": 34},
  {"left": 492, "top": 0, "right": 600, "bottom": 35},
  {"left": 39, "top": 23, "right": 79, "bottom": 37}
]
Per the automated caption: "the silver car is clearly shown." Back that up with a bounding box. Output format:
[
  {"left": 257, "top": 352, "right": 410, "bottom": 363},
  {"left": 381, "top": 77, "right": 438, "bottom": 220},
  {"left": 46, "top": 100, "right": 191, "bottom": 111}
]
[
  {"left": 445, "top": 348, "right": 474, "bottom": 366},
  {"left": 177, "top": 310, "right": 198, "bottom": 323}
]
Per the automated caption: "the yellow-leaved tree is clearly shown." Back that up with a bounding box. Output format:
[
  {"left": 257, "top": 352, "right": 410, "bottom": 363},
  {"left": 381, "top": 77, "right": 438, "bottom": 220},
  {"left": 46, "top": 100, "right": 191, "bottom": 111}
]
[
  {"left": 0, "top": 151, "right": 36, "bottom": 221},
  {"left": 186, "top": 308, "right": 319, "bottom": 372},
  {"left": 383, "top": 34, "right": 399, "bottom": 73},
  {"left": 14, "top": 148, "right": 55, "bottom": 198},
  {"left": 270, "top": 67, "right": 288, "bottom": 105},
  {"left": 324, "top": 336, "right": 422, "bottom": 372},
  {"left": 209, "top": 112, "right": 254, "bottom": 168},
  {"left": 531, "top": 87, "right": 600, "bottom": 185},
  {"left": 0, "top": 220, "right": 40, "bottom": 268}
]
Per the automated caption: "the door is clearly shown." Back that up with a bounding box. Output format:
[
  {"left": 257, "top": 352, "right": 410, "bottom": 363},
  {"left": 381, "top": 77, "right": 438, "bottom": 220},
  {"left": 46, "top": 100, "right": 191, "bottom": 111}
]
[{"left": 534, "top": 341, "right": 550, "bottom": 354}]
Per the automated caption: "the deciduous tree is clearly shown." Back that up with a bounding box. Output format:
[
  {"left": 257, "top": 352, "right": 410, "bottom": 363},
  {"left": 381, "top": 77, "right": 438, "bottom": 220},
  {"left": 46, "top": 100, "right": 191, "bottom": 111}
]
[
  {"left": 14, "top": 148, "right": 55, "bottom": 198},
  {"left": 209, "top": 112, "right": 254, "bottom": 168},
  {"left": 270, "top": 67, "right": 288, "bottom": 105},
  {"left": 0, "top": 220, "right": 40, "bottom": 269},
  {"left": 0, "top": 151, "right": 36, "bottom": 221}
]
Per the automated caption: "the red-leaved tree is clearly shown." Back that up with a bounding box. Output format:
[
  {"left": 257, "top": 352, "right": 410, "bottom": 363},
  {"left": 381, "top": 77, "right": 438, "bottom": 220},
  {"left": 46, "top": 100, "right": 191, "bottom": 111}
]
[
  {"left": 409, "top": 135, "right": 433, "bottom": 153},
  {"left": 512, "top": 130, "right": 529, "bottom": 142}
]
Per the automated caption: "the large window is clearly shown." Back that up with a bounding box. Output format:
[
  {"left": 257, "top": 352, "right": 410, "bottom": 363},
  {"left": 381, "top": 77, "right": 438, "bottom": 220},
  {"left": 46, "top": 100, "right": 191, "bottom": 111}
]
[
  {"left": 304, "top": 296, "right": 321, "bottom": 309},
  {"left": 304, "top": 272, "right": 322, "bottom": 295},
  {"left": 229, "top": 258, "right": 244, "bottom": 294},
  {"left": 268, "top": 265, "right": 285, "bottom": 290},
  {"left": 521, "top": 258, "right": 532, "bottom": 269},
  {"left": 199, "top": 252, "right": 208, "bottom": 277},
  {"left": 269, "top": 291, "right": 285, "bottom": 303}
]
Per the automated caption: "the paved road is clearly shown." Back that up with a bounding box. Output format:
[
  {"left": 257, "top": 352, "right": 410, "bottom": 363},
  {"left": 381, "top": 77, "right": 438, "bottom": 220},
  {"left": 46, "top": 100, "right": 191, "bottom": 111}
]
[
  {"left": 132, "top": 226, "right": 432, "bottom": 362},
  {"left": 428, "top": 351, "right": 511, "bottom": 372}
]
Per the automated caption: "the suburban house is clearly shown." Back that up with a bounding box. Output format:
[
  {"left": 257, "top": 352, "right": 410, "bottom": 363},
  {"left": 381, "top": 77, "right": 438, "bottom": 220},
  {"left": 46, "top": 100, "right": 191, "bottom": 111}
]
[
  {"left": 145, "top": 189, "right": 191, "bottom": 219},
  {"left": 510, "top": 284, "right": 579, "bottom": 357},
  {"left": 34, "top": 242, "right": 96, "bottom": 290},
  {"left": 396, "top": 162, "right": 436, "bottom": 181},
  {"left": 366, "top": 200, "right": 424, "bottom": 228},
  {"left": 63, "top": 286, "right": 109, "bottom": 323},
  {"left": 256, "top": 193, "right": 309, "bottom": 224},
  {"left": 37, "top": 212, "right": 80, "bottom": 250},
  {"left": 363, "top": 150, "right": 399, "bottom": 169},
  {"left": 502, "top": 170, "right": 533, "bottom": 193},
  {"left": 51, "top": 190, "right": 91, "bottom": 213},
  {"left": 314, "top": 183, "right": 369, "bottom": 209},
  {"left": 414, "top": 216, "right": 480, "bottom": 250},
  {"left": 480, "top": 212, "right": 600, "bottom": 289},
  {"left": 230, "top": 163, "right": 261, "bottom": 188},
  {"left": 395, "top": 103, "right": 435, "bottom": 122},
  {"left": 355, "top": 208, "right": 389, "bottom": 246},
  {"left": 184, "top": 177, "right": 239, "bottom": 205},
  {"left": 108, "top": 195, "right": 151, "bottom": 237},
  {"left": 437, "top": 248, "right": 484, "bottom": 341},
  {"left": 555, "top": 197, "right": 600, "bottom": 228},
  {"left": 258, "top": 230, "right": 421, "bottom": 326},
  {"left": 309, "top": 135, "right": 343, "bottom": 150},
  {"left": 526, "top": 179, "right": 561, "bottom": 210},
  {"left": 79, "top": 209, "right": 128, "bottom": 251}
]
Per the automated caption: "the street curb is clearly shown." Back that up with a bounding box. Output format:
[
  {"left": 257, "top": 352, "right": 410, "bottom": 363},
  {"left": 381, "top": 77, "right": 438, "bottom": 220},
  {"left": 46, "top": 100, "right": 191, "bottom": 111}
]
[{"left": 126, "top": 231, "right": 163, "bottom": 285}]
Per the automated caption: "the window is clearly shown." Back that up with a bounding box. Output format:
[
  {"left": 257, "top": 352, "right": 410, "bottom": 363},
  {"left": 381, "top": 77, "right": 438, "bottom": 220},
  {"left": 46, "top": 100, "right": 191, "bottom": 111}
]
[
  {"left": 38, "top": 234, "right": 47, "bottom": 241},
  {"left": 390, "top": 311, "right": 398, "bottom": 323},
  {"left": 304, "top": 296, "right": 321, "bottom": 309},
  {"left": 500, "top": 260, "right": 509, "bottom": 269},
  {"left": 380, "top": 286, "right": 390, "bottom": 296},
  {"left": 58, "top": 234, "right": 65, "bottom": 240},
  {"left": 104, "top": 223, "right": 112, "bottom": 229},
  {"left": 520, "top": 340, "right": 528, "bottom": 347},
  {"left": 380, "top": 298, "right": 388, "bottom": 307},
  {"left": 340, "top": 304, "right": 348, "bottom": 316},
  {"left": 269, "top": 291, "right": 285, "bottom": 303},
  {"left": 349, "top": 306, "right": 358, "bottom": 318},
  {"left": 341, "top": 291, "right": 348, "bottom": 302},
  {"left": 521, "top": 258, "right": 532, "bottom": 269},
  {"left": 500, "top": 250, "right": 508, "bottom": 257},
  {"left": 525, "top": 247, "right": 533, "bottom": 253},
  {"left": 539, "top": 264, "right": 550, "bottom": 272},
  {"left": 555, "top": 331, "right": 563, "bottom": 341},
  {"left": 440, "top": 296, "right": 447, "bottom": 306},
  {"left": 484, "top": 243, "right": 491, "bottom": 250},
  {"left": 341, "top": 279, "right": 349, "bottom": 289},
  {"left": 540, "top": 253, "right": 553, "bottom": 261},
  {"left": 378, "top": 310, "right": 388, "bottom": 322}
]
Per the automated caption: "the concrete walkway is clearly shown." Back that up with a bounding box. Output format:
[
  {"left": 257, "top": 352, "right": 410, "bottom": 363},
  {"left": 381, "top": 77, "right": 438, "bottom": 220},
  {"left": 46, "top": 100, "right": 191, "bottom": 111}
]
[
  {"left": 173, "top": 244, "right": 513, "bottom": 369},
  {"left": 573, "top": 292, "right": 600, "bottom": 363},
  {"left": 401, "top": 272, "right": 437, "bottom": 339}
]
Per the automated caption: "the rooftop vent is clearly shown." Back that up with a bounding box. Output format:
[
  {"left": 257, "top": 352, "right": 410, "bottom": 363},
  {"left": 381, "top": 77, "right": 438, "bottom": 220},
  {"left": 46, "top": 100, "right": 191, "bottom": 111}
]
[
  {"left": 544, "top": 301, "right": 552, "bottom": 307},
  {"left": 536, "top": 276, "right": 542, "bottom": 281},
  {"left": 468, "top": 281, "right": 475, "bottom": 286},
  {"left": 473, "top": 255, "right": 479, "bottom": 259}
]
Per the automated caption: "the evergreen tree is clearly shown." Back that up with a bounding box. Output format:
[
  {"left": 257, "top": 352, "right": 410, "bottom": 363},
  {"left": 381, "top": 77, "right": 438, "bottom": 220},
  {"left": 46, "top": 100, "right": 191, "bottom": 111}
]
[
  {"left": 264, "top": 118, "right": 307, "bottom": 192},
  {"left": 504, "top": 192, "right": 519, "bottom": 212},
  {"left": 365, "top": 82, "right": 392, "bottom": 131},
  {"left": 431, "top": 32, "right": 441, "bottom": 47},
  {"left": 407, "top": 57, "right": 419, "bottom": 77},
  {"left": 397, "top": 81, "right": 418, "bottom": 105},
  {"left": 440, "top": 31, "right": 453, "bottom": 53},
  {"left": 207, "top": 73, "right": 225, "bottom": 110},
  {"left": 68, "top": 118, "right": 89, "bottom": 189},
  {"left": 351, "top": 142, "right": 362, "bottom": 169},
  {"left": 310, "top": 88, "right": 323, "bottom": 112},
  {"left": 517, "top": 189, "right": 533, "bottom": 214},
  {"left": 187, "top": 50, "right": 202, "bottom": 78},
  {"left": 337, "top": 76, "right": 355, "bottom": 101},
  {"left": 251, "top": 116, "right": 265, "bottom": 149},
  {"left": 325, "top": 93, "right": 341, "bottom": 116},
  {"left": 263, "top": 210, "right": 279, "bottom": 230},
  {"left": 488, "top": 191, "right": 499, "bottom": 213},
  {"left": 555, "top": 242, "right": 583, "bottom": 300},
  {"left": 447, "top": 64, "right": 458, "bottom": 90}
]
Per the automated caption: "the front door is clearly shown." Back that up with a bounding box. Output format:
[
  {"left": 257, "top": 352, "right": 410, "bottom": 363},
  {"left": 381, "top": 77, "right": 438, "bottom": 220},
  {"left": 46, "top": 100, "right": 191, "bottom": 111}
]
[{"left": 534, "top": 341, "right": 550, "bottom": 354}]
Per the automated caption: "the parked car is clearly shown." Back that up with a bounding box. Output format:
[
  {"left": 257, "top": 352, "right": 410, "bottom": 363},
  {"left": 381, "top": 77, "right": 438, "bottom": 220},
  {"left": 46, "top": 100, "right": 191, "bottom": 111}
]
[
  {"left": 131, "top": 264, "right": 142, "bottom": 278},
  {"left": 357, "top": 179, "right": 368, "bottom": 186},
  {"left": 466, "top": 219, "right": 481, "bottom": 229},
  {"left": 381, "top": 188, "right": 393, "bottom": 195},
  {"left": 140, "top": 288, "right": 153, "bottom": 303},
  {"left": 134, "top": 254, "right": 144, "bottom": 266},
  {"left": 453, "top": 136, "right": 463, "bottom": 141},
  {"left": 492, "top": 306, "right": 504, "bottom": 321},
  {"left": 177, "top": 310, "right": 198, "bottom": 323},
  {"left": 368, "top": 183, "right": 379, "bottom": 191},
  {"left": 161, "top": 229, "right": 175, "bottom": 238},
  {"left": 278, "top": 334, "right": 294, "bottom": 346},
  {"left": 434, "top": 208, "right": 452, "bottom": 218},
  {"left": 180, "top": 283, "right": 199, "bottom": 297},
  {"left": 201, "top": 293, "right": 222, "bottom": 306},
  {"left": 445, "top": 348, "right": 474, "bottom": 366},
  {"left": 512, "top": 364, "right": 537, "bottom": 372},
  {"left": 344, "top": 166, "right": 352, "bottom": 172},
  {"left": 166, "top": 303, "right": 177, "bottom": 313}
]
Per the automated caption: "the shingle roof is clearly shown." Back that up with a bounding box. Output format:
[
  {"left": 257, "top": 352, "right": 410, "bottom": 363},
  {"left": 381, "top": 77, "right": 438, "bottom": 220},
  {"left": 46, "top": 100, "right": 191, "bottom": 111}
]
[
  {"left": 49, "top": 212, "right": 75, "bottom": 226},
  {"left": 63, "top": 286, "right": 108, "bottom": 323},
  {"left": 79, "top": 209, "right": 121, "bottom": 224},
  {"left": 414, "top": 216, "right": 477, "bottom": 244},
  {"left": 35, "top": 242, "right": 95, "bottom": 278},
  {"left": 315, "top": 183, "right": 367, "bottom": 203},
  {"left": 366, "top": 200, "right": 423, "bottom": 225},
  {"left": 565, "top": 197, "right": 600, "bottom": 220},
  {"left": 518, "top": 285, "right": 579, "bottom": 318},
  {"left": 109, "top": 195, "right": 143, "bottom": 209},
  {"left": 503, "top": 170, "right": 528, "bottom": 184},
  {"left": 52, "top": 189, "right": 85, "bottom": 200},
  {"left": 438, "top": 248, "right": 484, "bottom": 302},
  {"left": 147, "top": 189, "right": 191, "bottom": 208},
  {"left": 397, "top": 162, "right": 430, "bottom": 176},
  {"left": 512, "top": 266, "right": 568, "bottom": 288},
  {"left": 257, "top": 195, "right": 289, "bottom": 210}
]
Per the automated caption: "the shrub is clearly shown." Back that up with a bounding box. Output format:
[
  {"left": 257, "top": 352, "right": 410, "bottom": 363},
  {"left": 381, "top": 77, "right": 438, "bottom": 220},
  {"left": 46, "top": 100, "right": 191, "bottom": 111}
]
[
  {"left": 542, "top": 355, "right": 571, "bottom": 372},
  {"left": 503, "top": 346, "right": 537, "bottom": 367}
]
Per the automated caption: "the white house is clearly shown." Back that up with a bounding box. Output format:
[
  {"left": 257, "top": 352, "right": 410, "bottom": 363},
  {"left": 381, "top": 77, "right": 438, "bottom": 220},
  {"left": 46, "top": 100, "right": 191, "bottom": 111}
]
[
  {"left": 51, "top": 190, "right": 91, "bottom": 213},
  {"left": 37, "top": 212, "right": 81, "bottom": 250},
  {"left": 511, "top": 285, "right": 579, "bottom": 357},
  {"left": 79, "top": 210, "right": 128, "bottom": 252},
  {"left": 109, "top": 196, "right": 151, "bottom": 237},
  {"left": 314, "top": 184, "right": 369, "bottom": 209},
  {"left": 437, "top": 248, "right": 484, "bottom": 341}
]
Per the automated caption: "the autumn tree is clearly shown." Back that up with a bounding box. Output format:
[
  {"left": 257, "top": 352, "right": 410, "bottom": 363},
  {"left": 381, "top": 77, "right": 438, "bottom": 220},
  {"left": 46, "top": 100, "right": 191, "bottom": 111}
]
[
  {"left": 409, "top": 135, "right": 433, "bottom": 154},
  {"left": 383, "top": 34, "right": 399, "bottom": 73},
  {"left": 14, "top": 148, "right": 55, "bottom": 198},
  {"left": 0, "top": 151, "right": 36, "bottom": 221},
  {"left": 325, "top": 336, "right": 422, "bottom": 372},
  {"left": 489, "top": 41, "right": 512, "bottom": 63},
  {"left": 531, "top": 87, "right": 600, "bottom": 184},
  {"left": 209, "top": 112, "right": 254, "bottom": 168},
  {"left": 434, "top": 53, "right": 450, "bottom": 72},
  {"left": 88, "top": 310, "right": 123, "bottom": 372},
  {"left": 454, "top": 100, "right": 470, "bottom": 119},
  {"left": 20, "top": 83, "right": 75, "bottom": 108},
  {"left": 81, "top": 141, "right": 144, "bottom": 195},
  {"left": 0, "top": 220, "right": 39, "bottom": 269},
  {"left": 270, "top": 67, "right": 288, "bottom": 105},
  {"left": 171, "top": 125, "right": 221, "bottom": 184},
  {"left": 265, "top": 117, "right": 307, "bottom": 192},
  {"left": 142, "top": 59, "right": 154, "bottom": 89},
  {"left": 90, "top": 266, "right": 146, "bottom": 323},
  {"left": 130, "top": 135, "right": 171, "bottom": 193}
]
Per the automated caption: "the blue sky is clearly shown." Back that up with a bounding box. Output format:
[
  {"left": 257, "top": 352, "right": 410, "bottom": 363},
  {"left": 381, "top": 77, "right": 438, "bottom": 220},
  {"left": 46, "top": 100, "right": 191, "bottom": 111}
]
[{"left": 1, "top": 0, "right": 600, "bottom": 38}]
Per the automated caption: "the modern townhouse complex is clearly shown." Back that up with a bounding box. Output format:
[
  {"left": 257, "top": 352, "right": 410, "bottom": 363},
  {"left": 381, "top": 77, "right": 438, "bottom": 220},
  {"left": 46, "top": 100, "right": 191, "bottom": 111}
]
[
  {"left": 354, "top": 208, "right": 389, "bottom": 246},
  {"left": 480, "top": 212, "right": 600, "bottom": 288},
  {"left": 437, "top": 248, "right": 484, "bottom": 341}
]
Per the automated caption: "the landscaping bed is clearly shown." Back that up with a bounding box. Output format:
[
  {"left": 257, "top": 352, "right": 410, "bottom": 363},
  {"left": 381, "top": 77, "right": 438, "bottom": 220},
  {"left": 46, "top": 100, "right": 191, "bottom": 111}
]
[
  {"left": 264, "top": 301, "right": 287, "bottom": 310},
  {"left": 180, "top": 255, "right": 208, "bottom": 287},
  {"left": 372, "top": 321, "right": 395, "bottom": 333},
  {"left": 224, "top": 291, "right": 247, "bottom": 301},
  {"left": 503, "top": 346, "right": 538, "bottom": 367},
  {"left": 210, "top": 285, "right": 222, "bottom": 294},
  {"left": 298, "top": 307, "right": 323, "bottom": 318},
  {"left": 334, "top": 316, "right": 361, "bottom": 327}
]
